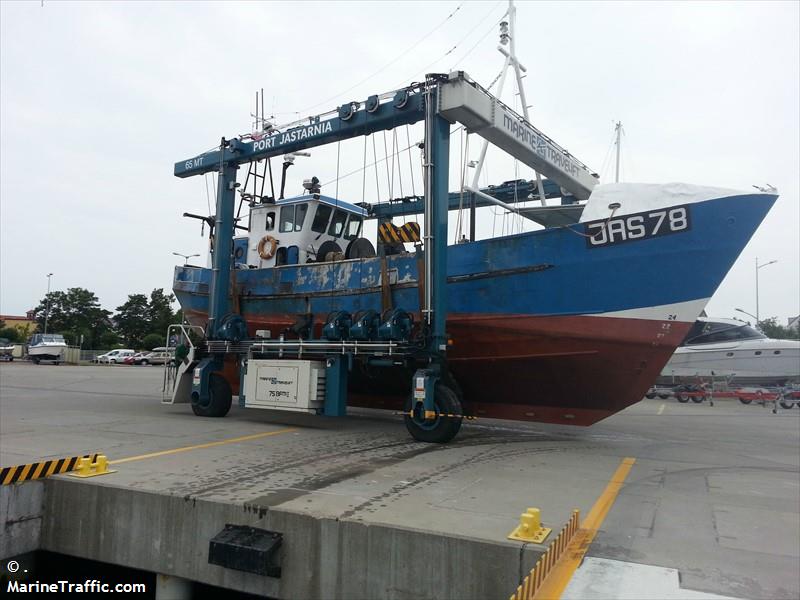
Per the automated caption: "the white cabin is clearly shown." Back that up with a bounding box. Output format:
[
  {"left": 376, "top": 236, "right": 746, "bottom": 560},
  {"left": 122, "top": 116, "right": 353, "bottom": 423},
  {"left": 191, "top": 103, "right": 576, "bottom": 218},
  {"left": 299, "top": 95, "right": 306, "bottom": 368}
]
[{"left": 237, "top": 194, "right": 367, "bottom": 268}]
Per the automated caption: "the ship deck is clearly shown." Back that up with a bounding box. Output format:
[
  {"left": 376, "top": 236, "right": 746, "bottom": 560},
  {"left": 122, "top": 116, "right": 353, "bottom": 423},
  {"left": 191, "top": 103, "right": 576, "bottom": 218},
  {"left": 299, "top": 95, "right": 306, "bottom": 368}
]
[{"left": 1, "top": 363, "right": 798, "bottom": 599}]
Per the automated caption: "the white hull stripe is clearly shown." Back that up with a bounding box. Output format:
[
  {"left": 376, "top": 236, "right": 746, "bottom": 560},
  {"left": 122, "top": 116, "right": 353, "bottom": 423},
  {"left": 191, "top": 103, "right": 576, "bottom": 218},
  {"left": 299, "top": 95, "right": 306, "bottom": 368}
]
[{"left": 586, "top": 298, "right": 710, "bottom": 323}]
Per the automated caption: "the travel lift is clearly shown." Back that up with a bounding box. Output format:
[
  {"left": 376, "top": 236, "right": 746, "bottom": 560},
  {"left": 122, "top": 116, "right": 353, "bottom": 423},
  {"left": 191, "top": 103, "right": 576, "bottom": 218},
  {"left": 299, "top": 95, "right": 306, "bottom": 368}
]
[{"left": 170, "top": 70, "right": 597, "bottom": 443}]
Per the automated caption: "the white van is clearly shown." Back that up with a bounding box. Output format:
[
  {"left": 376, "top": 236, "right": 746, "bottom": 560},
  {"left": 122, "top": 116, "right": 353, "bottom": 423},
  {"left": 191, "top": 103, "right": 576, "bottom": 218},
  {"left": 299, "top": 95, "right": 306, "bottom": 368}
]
[{"left": 96, "top": 349, "right": 135, "bottom": 364}]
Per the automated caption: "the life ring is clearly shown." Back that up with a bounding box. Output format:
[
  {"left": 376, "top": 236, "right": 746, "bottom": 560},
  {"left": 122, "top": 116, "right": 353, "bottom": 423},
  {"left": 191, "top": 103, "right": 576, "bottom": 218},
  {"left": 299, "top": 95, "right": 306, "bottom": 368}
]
[{"left": 257, "top": 235, "right": 278, "bottom": 259}]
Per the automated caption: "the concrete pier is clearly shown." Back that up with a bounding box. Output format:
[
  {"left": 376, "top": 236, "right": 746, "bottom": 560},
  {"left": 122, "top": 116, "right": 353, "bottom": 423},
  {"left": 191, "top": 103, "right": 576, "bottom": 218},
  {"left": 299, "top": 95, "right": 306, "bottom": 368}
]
[{"left": 2, "top": 364, "right": 798, "bottom": 599}]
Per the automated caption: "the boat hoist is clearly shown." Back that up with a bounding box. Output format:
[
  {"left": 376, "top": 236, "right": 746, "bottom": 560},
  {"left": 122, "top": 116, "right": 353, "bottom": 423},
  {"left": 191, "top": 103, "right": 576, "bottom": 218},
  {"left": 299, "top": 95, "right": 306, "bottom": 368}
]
[{"left": 169, "top": 71, "right": 597, "bottom": 442}]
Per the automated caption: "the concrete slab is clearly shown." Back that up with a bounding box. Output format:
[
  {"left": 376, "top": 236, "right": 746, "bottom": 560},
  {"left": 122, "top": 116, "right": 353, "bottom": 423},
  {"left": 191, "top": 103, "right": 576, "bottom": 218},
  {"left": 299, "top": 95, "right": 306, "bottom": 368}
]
[
  {"left": 563, "top": 557, "right": 738, "bottom": 599},
  {"left": 1, "top": 363, "right": 799, "bottom": 599}
]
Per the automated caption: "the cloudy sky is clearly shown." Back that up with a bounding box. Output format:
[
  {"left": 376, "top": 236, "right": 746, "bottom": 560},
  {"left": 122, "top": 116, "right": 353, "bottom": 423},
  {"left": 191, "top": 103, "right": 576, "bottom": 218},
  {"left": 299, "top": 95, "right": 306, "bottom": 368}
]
[{"left": 1, "top": 1, "right": 798, "bottom": 326}]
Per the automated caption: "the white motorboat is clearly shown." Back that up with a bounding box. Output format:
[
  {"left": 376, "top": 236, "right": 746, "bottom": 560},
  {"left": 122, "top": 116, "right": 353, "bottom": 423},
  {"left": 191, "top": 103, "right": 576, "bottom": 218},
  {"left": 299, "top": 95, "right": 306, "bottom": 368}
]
[
  {"left": 659, "top": 317, "right": 800, "bottom": 386},
  {"left": 28, "top": 333, "right": 67, "bottom": 364},
  {"left": 0, "top": 338, "right": 14, "bottom": 362}
]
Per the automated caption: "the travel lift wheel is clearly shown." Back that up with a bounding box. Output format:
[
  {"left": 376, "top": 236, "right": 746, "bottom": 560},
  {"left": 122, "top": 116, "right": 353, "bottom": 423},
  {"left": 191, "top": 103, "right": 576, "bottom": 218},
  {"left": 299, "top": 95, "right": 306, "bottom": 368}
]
[
  {"left": 404, "top": 383, "right": 463, "bottom": 443},
  {"left": 191, "top": 373, "right": 232, "bottom": 417}
]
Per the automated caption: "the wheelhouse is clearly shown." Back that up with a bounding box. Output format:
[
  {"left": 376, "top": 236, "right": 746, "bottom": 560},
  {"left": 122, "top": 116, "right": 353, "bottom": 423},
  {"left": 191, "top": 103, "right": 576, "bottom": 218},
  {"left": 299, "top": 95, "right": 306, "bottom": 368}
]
[{"left": 240, "top": 194, "right": 367, "bottom": 268}]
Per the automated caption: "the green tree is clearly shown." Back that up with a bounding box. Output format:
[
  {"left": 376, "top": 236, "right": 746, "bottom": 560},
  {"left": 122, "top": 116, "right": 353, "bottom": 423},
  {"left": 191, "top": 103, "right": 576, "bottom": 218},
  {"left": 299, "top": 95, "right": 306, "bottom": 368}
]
[
  {"left": 0, "top": 326, "right": 20, "bottom": 343},
  {"left": 33, "top": 288, "right": 112, "bottom": 349},
  {"left": 114, "top": 294, "right": 150, "bottom": 349},
  {"left": 148, "top": 288, "right": 177, "bottom": 337},
  {"left": 758, "top": 317, "right": 800, "bottom": 340},
  {"left": 98, "top": 330, "right": 122, "bottom": 349},
  {"left": 142, "top": 333, "right": 164, "bottom": 351}
]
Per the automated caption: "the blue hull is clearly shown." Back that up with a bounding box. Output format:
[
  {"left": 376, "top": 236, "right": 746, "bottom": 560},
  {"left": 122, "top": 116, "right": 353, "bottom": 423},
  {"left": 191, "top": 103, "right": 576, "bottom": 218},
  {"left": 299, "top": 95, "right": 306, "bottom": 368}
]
[{"left": 173, "top": 192, "right": 776, "bottom": 424}]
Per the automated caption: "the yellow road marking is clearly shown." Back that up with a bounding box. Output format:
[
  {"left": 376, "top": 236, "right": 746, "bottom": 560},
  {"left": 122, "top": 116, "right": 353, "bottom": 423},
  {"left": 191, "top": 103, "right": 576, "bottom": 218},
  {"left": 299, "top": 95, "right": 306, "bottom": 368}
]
[
  {"left": 657, "top": 403, "right": 665, "bottom": 415},
  {"left": 108, "top": 428, "right": 297, "bottom": 465},
  {"left": 534, "top": 457, "right": 636, "bottom": 599}
]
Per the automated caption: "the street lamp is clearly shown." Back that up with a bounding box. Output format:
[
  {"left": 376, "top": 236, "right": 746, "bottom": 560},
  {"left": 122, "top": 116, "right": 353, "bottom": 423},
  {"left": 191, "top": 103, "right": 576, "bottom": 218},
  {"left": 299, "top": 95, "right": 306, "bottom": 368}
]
[
  {"left": 173, "top": 252, "right": 200, "bottom": 266},
  {"left": 755, "top": 258, "right": 778, "bottom": 322},
  {"left": 44, "top": 273, "right": 54, "bottom": 335}
]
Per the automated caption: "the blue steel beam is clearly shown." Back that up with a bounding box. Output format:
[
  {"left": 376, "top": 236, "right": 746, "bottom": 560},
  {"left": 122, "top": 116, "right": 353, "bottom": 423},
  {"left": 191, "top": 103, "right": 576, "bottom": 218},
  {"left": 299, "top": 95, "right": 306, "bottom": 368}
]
[
  {"left": 366, "top": 178, "right": 569, "bottom": 219},
  {"left": 175, "top": 89, "right": 426, "bottom": 178},
  {"left": 207, "top": 161, "right": 239, "bottom": 337},
  {"left": 429, "top": 90, "right": 450, "bottom": 354}
]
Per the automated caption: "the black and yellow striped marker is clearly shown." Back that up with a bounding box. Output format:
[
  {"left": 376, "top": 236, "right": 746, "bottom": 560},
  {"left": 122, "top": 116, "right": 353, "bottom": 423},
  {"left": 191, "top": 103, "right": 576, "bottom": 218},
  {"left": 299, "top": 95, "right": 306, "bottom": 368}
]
[
  {"left": 1, "top": 453, "right": 99, "bottom": 485},
  {"left": 379, "top": 222, "right": 421, "bottom": 244}
]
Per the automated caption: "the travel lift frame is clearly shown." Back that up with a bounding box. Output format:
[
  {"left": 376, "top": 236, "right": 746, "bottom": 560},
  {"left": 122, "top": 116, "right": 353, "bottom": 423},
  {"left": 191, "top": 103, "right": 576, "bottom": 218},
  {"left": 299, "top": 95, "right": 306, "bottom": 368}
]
[{"left": 173, "top": 71, "right": 597, "bottom": 442}]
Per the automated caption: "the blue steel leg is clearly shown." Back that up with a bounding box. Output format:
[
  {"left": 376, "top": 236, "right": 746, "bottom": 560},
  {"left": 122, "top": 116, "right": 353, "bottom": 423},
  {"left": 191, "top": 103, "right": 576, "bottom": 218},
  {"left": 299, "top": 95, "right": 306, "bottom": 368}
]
[
  {"left": 429, "top": 102, "right": 451, "bottom": 356},
  {"left": 192, "top": 357, "right": 222, "bottom": 406},
  {"left": 199, "top": 153, "right": 238, "bottom": 404},
  {"left": 207, "top": 157, "right": 239, "bottom": 339},
  {"left": 324, "top": 356, "right": 349, "bottom": 416},
  {"left": 412, "top": 85, "right": 449, "bottom": 420}
]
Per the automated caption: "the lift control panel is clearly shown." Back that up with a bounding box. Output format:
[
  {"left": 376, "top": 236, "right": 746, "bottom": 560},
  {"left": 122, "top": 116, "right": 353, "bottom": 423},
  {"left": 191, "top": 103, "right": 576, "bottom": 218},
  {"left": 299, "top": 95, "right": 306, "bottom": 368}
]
[{"left": 241, "top": 359, "right": 326, "bottom": 413}]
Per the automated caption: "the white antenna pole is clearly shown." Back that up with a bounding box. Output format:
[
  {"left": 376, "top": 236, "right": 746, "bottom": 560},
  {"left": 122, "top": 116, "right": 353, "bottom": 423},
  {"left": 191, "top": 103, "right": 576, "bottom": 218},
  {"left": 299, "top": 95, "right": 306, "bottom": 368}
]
[
  {"left": 469, "top": 1, "right": 546, "bottom": 205},
  {"left": 614, "top": 121, "right": 622, "bottom": 183}
]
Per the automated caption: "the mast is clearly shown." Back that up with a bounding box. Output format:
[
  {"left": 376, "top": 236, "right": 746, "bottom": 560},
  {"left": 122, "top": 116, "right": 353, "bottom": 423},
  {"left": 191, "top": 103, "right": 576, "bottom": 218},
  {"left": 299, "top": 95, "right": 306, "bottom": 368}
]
[
  {"left": 468, "top": 0, "right": 546, "bottom": 240},
  {"left": 614, "top": 120, "right": 622, "bottom": 183}
]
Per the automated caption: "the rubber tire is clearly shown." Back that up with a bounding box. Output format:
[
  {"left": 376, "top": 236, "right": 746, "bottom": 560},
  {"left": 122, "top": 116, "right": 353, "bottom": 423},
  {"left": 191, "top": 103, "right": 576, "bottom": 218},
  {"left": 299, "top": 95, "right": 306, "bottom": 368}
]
[
  {"left": 691, "top": 396, "right": 704, "bottom": 403},
  {"left": 191, "top": 373, "right": 232, "bottom": 418},
  {"left": 779, "top": 400, "right": 795, "bottom": 409},
  {"left": 141, "top": 359, "right": 149, "bottom": 366},
  {"left": 658, "top": 394, "right": 670, "bottom": 400},
  {"left": 404, "top": 383, "right": 462, "bottom": 443},
  {"left": 32, "top": 358, "right": 40, "bottom": 365},
  {"left": 645, "top": 393, "right": 656, "bottom": 399},
  {"left": 676, "top": 392, "right": 690, "bottom": 403},
  {"left": 739, "top": 397, "right": 752, "bottom": 405}
]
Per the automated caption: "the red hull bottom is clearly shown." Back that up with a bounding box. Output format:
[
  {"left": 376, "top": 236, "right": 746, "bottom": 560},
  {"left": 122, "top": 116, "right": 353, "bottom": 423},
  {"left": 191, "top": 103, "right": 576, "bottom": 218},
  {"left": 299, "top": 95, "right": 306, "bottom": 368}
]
[{"left": 185, "top": 310, "right": 690, "bottom": 426}]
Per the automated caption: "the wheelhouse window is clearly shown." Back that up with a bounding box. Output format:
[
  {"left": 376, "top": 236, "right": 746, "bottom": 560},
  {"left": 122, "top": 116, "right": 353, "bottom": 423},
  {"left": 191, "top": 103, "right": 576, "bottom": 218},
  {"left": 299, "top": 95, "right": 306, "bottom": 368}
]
[
  {"left": 279, "top": 206, "right": 294, "bottom": 233},
  {"left": 265, "top": 211, "right": 275, "bottom": 231},
  {"left": 294, "top": 203, "right": 308, "bottom": 231},
  {"left": 328, "top": 210, "right": 348, "bottom": 237},
  {"left": 311, "top": 204, "right": 332, "bottom": 233},
  {"left": 344, "top": 215, "right": 362, "bottom": 241}
]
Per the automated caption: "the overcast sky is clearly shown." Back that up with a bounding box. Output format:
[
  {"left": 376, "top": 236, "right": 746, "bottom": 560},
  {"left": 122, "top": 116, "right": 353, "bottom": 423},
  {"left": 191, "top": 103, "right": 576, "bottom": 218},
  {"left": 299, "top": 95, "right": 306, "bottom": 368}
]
[{"left": 1, "top": 1, "right": 798, "bottom": 327}]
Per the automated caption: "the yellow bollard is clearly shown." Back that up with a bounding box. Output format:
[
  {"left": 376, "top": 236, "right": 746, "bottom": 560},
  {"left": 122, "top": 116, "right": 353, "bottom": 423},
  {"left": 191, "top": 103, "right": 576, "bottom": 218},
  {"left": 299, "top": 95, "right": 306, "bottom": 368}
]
[
  {"left": 68, "top": 454, "right": 116, "bottom": 478},
  {"left": 507, "top": 507, "right": 552, "bottom": 543}
]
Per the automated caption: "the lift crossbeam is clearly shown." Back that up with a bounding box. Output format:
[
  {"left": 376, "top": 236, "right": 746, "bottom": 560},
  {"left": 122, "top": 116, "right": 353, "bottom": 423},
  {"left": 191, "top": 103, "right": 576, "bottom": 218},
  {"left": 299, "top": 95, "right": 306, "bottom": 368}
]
[
  {"left": 175, "top": 90, "right": 425, "bottom": 178},
  {"left": 438, "top": 73, "right": 598, "bottom": 200}
]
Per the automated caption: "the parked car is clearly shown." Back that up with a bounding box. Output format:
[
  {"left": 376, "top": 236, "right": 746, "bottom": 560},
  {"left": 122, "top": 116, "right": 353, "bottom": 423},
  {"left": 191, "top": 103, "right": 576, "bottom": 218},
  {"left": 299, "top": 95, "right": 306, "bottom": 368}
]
[
  {"left": 123, "top": 352, "right": 148, "bottom": 365},
  {"left": 137, "top": 347, "right": 175, "bottom": 366},
  {"left": 96, "top": 349, "right": 135, "bottom": 364}
]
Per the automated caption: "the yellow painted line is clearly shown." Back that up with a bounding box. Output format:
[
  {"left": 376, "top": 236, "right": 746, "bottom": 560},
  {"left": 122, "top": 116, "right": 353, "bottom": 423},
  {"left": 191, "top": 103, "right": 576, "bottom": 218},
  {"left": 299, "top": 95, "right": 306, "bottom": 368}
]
[
  {"left": 534, "top": 457, "right": 636, "bottom": 599},
  {"left": 108, "top": 428, "right": 297, "bottom": 465},
  {"left": 657, "top": 403, "right": 665, "bottom": 415}
]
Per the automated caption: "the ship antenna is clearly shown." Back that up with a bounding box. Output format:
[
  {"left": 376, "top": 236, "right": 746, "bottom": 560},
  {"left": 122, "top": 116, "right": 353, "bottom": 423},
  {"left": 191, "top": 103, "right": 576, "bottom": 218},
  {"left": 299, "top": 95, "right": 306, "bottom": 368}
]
[
  {"left": 467, "top": 0, "right": 547, "bottom": 240},
  {"left": 614, "top": 121, "right": 623, "bottom": 183}
]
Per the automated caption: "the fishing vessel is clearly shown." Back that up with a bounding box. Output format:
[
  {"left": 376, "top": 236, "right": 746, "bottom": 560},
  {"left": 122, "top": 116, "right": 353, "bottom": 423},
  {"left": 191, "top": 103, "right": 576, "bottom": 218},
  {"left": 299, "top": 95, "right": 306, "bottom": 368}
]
[
  {"left": 173, "top": 181, "right": 777, "bottom": 425},
  {"left": 659, "top": 317, "right": 800, "bottom": 386},
  {"left": 28, "top": 333, "right": 67, "bottom": 364},
  {"left": 167, "top": 4, "right": 777, "bottom": 439}
]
